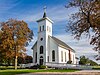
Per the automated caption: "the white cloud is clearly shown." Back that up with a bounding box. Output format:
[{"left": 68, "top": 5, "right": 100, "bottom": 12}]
[
  {"left": 0, "top": 0, "right": 20, "bottom": 13},
  {"left": 21, "top": 6, "right": 78, "bottom": 23}
]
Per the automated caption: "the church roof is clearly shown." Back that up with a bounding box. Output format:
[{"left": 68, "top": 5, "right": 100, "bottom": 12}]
[
  {"left": 37, "top": 17, "right": 53, "bottom": 23},
  {"left": 51, "top": 36, "right": 75, "bottom": 52},
  {"left": 31, "top": 41, "right": 37, "bottom": 49}
]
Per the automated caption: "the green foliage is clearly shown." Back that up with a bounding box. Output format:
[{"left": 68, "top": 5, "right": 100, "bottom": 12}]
[
  {"left": 92, "top": 66, "right": 100, "bottom": 70},
  {"left": 39, "top": 65, "right": 46, "bottom": 69},
  {"left": 25, "top": 55, "right": 33, "bottom": 64},
  {"left": 79, "top": 56, "right": 89, "bottom": 65},
  {"left": 18, "top": 55, "right": 33, "bottom": 64},
  {"left": 79, "top": 56, "right": 98, "bottom": 66},
  {"left": 89, "top": 60, "right": 98, "bottom": 66}
]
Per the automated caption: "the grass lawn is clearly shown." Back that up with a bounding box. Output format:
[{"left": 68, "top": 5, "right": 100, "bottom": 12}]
[
  {"left": 92, "top": 66, "right": 100, "bottom": 70},
  {"left": 0, "top": 69, "right": 79, "bottom": 75}
]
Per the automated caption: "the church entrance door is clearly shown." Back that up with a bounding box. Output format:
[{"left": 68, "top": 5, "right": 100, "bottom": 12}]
[{"left": 39, "top": 56, "right": 43, "bottom": 65}]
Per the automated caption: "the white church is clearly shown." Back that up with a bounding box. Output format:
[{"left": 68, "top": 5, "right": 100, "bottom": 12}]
[{"left": 32, "top": 9, "right": 76, "bottom": 66}]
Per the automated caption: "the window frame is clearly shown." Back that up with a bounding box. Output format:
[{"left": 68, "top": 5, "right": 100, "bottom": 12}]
[
  {"left": 52, "top": 50, "right": 55, "bottom": 61},
  {"left": 40, "top": 46, "right": 43, "bottom": 54}
]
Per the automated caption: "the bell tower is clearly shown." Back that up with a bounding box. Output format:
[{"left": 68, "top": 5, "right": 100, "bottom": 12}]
[{"left": 36, "top": 7, "right": 53, "bottom": 65}]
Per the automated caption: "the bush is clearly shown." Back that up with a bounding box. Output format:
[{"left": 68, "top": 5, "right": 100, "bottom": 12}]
[
  {"left": 89, "top": 60, "right": 98, "bottom": 66},
  {"left": 39, "top": 65, "right": 46, "bottom": 69},
  {"left": 30, "top": 65, "right": 39, "bottom": 69},
  {"left": 67, "top": 61, "right": 72, "bottom": 64}
]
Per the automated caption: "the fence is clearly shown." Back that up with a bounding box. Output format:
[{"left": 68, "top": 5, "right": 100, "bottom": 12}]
[
  {"left": 19, "top": 62, "right": 92, "bottom": 70},
  {"left": 45, "top": 62, "right": 92, "bottom": 70}
]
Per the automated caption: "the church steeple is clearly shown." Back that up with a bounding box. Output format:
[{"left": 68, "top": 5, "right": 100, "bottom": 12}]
[
  {"left": 37, "top": 6, "right": 53, "bottom": 24},
  {"left": 43, "top": 6, "right": 47, "bottom": 18}
]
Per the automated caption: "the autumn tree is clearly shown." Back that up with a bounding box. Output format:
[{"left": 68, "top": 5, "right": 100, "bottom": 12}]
[
  {"left": 25, "top": 55, "right": 33, "bottom": 64},
  {"left": 66, "top": 0, "right": 100, "bottom": 52},
  {"left": 0, "top": 19, "right": 33, "bottom": 69},
  {"left": 18, "top": 55, "right": 33, "bottom": 64}
]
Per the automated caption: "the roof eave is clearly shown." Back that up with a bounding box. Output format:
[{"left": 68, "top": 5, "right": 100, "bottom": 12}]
[{"left": 36, "top": 17, "right": 54, "bottom": 23}]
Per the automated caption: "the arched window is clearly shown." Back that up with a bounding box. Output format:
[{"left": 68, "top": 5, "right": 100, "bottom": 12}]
[
  {"left": 40, "top": 26, "right": 41, "bottom": 32},
  {"left": 40, "top": 46, "right": 43, "bottom": 54},
  {"left": 52, "top": 50, "right": 55, "bottom": 61},
  {"left": 61, "top": 51, "right": 63, "bottom": 62},
  {"left": 65, "top": 52, "right": 66, "bottom": 62},
  {"left": 43, "top": 25, "right": 44, "bottom": 31},
  {"left": 35, "top": 52, "right": 37, "bottom": 63}
]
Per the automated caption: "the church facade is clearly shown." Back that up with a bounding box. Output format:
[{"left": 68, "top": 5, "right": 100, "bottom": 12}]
[{"left": 32, "top": 11, "right": 76, "bottom": 66}]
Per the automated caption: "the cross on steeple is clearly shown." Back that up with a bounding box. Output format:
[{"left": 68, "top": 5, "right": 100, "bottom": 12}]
[
  {"left": 43, "top": 6, "right": 47, "bottom": 13},
  {"left": 43, "top": 6, "right": 47, "bottom": 18}
]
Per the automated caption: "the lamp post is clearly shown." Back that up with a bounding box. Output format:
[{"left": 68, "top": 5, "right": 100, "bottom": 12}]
[{"left": 14, "top": 35, "right": 17, "bottom": 70}]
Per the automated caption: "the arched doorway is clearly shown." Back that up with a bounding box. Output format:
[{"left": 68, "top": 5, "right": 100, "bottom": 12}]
[{"left": 39, "top": 56, "right": 43, "bottom": 65}]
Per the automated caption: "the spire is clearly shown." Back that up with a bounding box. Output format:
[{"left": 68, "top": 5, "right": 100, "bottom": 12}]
[{"left": 43, "top": 6, "right": 47, "bottom": 18}]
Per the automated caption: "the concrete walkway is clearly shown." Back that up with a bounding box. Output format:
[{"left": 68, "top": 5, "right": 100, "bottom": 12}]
[{"left": 17, "top": 70, "right": 100, "bottom": 75}]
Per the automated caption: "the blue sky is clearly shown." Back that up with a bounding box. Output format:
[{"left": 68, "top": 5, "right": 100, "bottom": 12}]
[{"left": 0, "top": 0, "right": 99, "bottom": 64}]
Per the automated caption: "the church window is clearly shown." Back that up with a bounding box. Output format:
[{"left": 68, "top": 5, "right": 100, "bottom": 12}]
[
  {"left": 40, "top": 46, "right": 43, "bottom": 54},
  {"left": 40, "top": 38, "right": 43, "bottom": 41},
  {"left": 40, "top": 26, "right": 41, "bottom": 32},
  {"left": 35, "top": 52, "right": 37, "bottom": 63},
  {"left": 43, "top": 25, "right": 44, "bottom": 31},
  {"left": 61, "top": 51, "right": 63, "bottom": 62},
  {"left": 48, "top": 56, "right": 49, "bottom": 62},
  {"left": 65, "top": 52, "right": 66, "bottom": 62},
  {"left": 52, "top": 50, "right": 55, "bottom": 61}
]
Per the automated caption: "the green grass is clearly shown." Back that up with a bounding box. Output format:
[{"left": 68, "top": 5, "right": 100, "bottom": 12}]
[
  {"left": 0, "top": 69, "right": 79, "bottom": 75},
  {"left": 92, "top": 66, "right": 100, "bottom": 70}
]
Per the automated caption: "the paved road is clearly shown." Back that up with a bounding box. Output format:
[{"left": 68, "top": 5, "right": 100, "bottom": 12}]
[{"left": 17, "top": 70, "right": 100, "bottom": 75}]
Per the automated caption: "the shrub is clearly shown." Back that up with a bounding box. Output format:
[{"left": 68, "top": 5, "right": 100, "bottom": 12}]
[
  {"left": 67, "top": 61, "right": 72, "bottom": 64},
  {"left": 30, "top": 65, "right": 39, "bottom": 69},
  {"left": 39, "top": 65, "right": 46, "bottom": 69}
]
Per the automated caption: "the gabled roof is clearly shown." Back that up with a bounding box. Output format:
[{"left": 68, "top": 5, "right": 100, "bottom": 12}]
[
  {"left": 31, "top": 41, "right": 37, "bottom": 49},
  {"left": 51, "top": 36, "right": 75, "bottom": 52},
  {"left": 36, "top": 17, "right": 53, "bottom": 23}
]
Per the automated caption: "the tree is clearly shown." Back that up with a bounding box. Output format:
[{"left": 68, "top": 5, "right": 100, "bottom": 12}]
[
  {"left": 18, "top": 56, "right": 24, "bottom": 64},
  {"left": 79, "top": 56, "right": 98, "bottom": 65},
  {"left": 0, "top": 19, "right": 33, "bottom": 69},
  {"left": 89, "top": 60, "right": 98, "bottom": 66},
  {"left": 66, "top": 0, "right": 100, "bottom": 52},
  {"left": 18, "top": 55, "right": 33, "bottom": 64},
  {"left": 79, "top": 56, "right": 89, "bottom": 65},
  {"left": 25, "top": 55, "right": 33, "bottom": 64}
]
